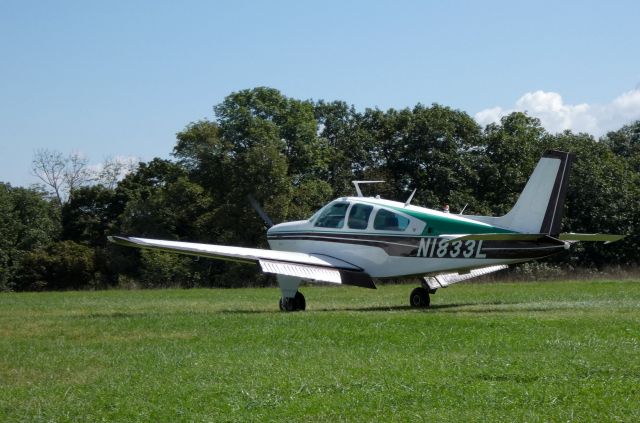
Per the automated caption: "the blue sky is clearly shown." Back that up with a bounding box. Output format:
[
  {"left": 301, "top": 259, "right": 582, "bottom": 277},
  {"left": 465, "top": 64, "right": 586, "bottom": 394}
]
[{"left": 2, "top": 0, "right": 640, "bottom": 186}]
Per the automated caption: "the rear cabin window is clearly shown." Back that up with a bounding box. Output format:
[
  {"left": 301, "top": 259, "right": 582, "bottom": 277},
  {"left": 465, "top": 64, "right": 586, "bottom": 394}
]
[
  {"left": 373, "top": 209, "right": 410, "bottom": 231},
  {"left": 347, "top": 204, "right": 373, "bottom": 230},
  {"left": 314, "top": 202, "right": 349, "bottom": 228}
]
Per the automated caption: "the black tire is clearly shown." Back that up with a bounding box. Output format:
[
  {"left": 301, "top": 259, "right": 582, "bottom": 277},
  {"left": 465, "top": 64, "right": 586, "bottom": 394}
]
[
  {"left": 279, "top": 297, "right": 295, "bottom": 312},
  {"left": 410, "top": 287, "right": 430, "bottom": 308},
  {"left": 279, "top": 292, "right": 305, "bottom": 312},
  {"left": 294, "top": 291, "right": 306, "bottom": 311}
]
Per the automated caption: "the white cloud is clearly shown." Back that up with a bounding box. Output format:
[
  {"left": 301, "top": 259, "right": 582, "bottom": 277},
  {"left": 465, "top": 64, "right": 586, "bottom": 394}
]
[{"left": 475, "top": 89, "right": 640, "bottom": 136}]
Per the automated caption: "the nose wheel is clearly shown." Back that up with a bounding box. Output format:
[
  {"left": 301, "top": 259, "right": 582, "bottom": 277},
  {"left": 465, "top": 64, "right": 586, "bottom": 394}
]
[
  {"left": 409, "top": 287, "right": 430, "bottom": 308},
  {"left": 279, "top": 291, "right": 306, "bottom": 312}
]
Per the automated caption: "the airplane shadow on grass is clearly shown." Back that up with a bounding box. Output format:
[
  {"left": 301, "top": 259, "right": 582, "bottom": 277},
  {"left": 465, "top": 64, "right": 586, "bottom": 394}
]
[
  {"left": 217, "top": 301, "right": 567, "bottom": 314},
  {"left": 82, "top": 302, "right": 573, "bottom": 318},
  {"left": 314, "top": 302, "right": 573, "bottom": 314},
  {"left": 213, "top": 304, "right": 472, "bottom": 314},
  {"left": 313, "top": 303, "right": 476, "bottom": 312}
]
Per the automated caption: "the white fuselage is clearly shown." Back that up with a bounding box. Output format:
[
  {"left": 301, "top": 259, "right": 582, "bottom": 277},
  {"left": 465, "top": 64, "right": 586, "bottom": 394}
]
[{"left": 266, "top": 197, "right": 561, "bottom": 279}]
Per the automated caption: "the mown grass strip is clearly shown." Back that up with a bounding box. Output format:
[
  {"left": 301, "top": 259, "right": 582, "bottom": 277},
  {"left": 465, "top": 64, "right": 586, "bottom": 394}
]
[{"left": 1, "top": 280, "right": 639, "bottom": 422}]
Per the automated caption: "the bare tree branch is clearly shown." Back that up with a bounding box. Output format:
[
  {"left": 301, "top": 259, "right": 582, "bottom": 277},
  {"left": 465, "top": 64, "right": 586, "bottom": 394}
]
[
  {"left": 32, "top": 149, "right": 66, "bottom": 205},
  {"left": 64, "top": 152, "right": 92, "bottom": 195},
  {"left": 32, "top": 149, "right": 97, "bottom": 204},
  {"left": 96, "top": 156, "right": 138, "bottom": 189}
]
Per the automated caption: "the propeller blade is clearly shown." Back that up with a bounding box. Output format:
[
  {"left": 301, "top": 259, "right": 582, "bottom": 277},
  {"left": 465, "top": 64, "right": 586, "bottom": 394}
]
[{"left": 247, "top": 195, "right": 274, "bottom": 228}]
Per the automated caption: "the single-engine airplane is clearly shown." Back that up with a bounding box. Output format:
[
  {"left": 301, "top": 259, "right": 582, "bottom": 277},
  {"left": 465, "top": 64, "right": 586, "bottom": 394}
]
[{"left": 109, "top": 150, "right": 624, "bottom": 311}]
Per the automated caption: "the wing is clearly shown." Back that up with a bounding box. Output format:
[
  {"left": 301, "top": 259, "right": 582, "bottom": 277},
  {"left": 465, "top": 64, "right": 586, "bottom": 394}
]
[{"left": 108, "top": 236, "right": 376, "bottom": 289}]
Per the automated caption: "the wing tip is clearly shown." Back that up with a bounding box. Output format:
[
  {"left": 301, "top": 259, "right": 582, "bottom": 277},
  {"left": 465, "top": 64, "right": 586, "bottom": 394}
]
[{"left": 107, "top": 235, "right": 139, "bottom": 247}]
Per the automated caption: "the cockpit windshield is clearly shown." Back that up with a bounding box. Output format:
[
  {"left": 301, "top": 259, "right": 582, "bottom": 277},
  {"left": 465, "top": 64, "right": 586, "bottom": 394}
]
[{"left": 314, "top": 202, "right": 349, "bottom": 228}]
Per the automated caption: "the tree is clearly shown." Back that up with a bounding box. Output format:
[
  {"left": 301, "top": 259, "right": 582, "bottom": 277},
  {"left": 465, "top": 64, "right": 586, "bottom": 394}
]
[
  {"left": 32, "top": 149, "right": 93, "bottom": 205},
  {"left": 31, "top": 149, "right": 66, "bottom": 205},
  {"left": 315, "top": 100, "right": 380, "bottom": 196},
  {"left": 214, "top": 87, "right": 331, "bottom": 183},
  {"left": 548, "top": 131, "right": 640, "bottom": 267},
  {"left": 0, "top": 184, "right": 60, "bottom": 291},
  {"left": 95, "top": 156, "right": 138, "bottom": 189},
  {"left": 13, "top": 241, "right": 96, "bottom": 291},
  {"left": 378, "top": 104, "right": 485, "bottom": 212},
  {"left": 62, "top": 185, "right": 119, "bottom": 247},
  {"left": 4, "top": 88, "right": 638, "bottom": 290},
  {"left": 602, "top": 120, "right": 640, "bottom": 172},
  {"left": 478, "top": 112, "right": 548, "bottom": 214},
  {"left": 138, "top": 250, "right": 197, "bottom": 288}
]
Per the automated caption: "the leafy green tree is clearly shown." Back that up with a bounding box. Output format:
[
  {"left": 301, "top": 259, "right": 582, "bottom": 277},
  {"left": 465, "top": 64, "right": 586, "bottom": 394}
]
[
  {"left": 350, "top": 104, "right": 484, "bottom": 212},
  {"left": 478, "top": 112, "right": 548, "bottom": 214},
  {"left": 602, "top": 120, "right": 640, "bottom": 172},
  {"left": 4, "top": 88, "right": 640, "bottom": 290},
  {"left": 214, "top": 87, "right": 330, "bottom": 181},
  {"left": 315, "top": 100, "right": 379, "bottom": 196},
  {"left": 115, "top": 159, "right": 188, "bottom": 238},
  {"left": 62, "top": 185, "right": 119, "bottom": 247},
  {"left": 139, "top": 250, "right": 197, "bottom": 288},
  {"left": 548, "top": 131, "right": 640, "bottom": 267},
  {"left": 0, "top": 184, "right": 60, "bottom": 291},
  {"left": 13, "top": 240, "right": 95, "bottom": 291}
]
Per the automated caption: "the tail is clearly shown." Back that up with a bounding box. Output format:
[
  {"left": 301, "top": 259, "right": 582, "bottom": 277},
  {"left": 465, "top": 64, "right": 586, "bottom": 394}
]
[
  {"left": 494, "top": 150, "right": 575, "bottom": 235},
  {"left": 463, "top": 150, "right": 575, "bottom": 235}
]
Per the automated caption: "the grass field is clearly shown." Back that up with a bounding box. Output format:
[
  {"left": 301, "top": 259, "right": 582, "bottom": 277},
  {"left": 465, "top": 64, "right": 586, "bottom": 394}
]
[{"left": 1, "top": 280, "right": 639, "bottom": 422}]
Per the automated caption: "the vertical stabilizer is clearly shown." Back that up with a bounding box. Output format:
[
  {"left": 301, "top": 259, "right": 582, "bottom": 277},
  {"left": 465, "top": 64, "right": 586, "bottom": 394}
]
[{"left": 489, "top": 150, "right": 575, "bottom": 235}]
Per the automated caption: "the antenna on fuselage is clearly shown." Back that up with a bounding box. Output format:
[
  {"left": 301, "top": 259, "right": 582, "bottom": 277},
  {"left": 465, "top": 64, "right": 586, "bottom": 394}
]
[
  {"left": 352, "top": 180, "right": 384, "bottom": 197},
  {"left": 404, "top": 188, "right": 417, "bottom": 207}
]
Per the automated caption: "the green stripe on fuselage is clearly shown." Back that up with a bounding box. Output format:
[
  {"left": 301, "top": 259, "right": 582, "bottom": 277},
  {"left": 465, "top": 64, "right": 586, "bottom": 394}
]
[{"left": 358, "top": 201, "right": 514, "bottom": 236}]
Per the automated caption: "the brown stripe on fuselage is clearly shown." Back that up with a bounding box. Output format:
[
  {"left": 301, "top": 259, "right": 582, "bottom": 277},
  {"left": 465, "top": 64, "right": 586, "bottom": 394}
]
[{"left": 267, "top": 232, "right": 565, "bottom": 260}]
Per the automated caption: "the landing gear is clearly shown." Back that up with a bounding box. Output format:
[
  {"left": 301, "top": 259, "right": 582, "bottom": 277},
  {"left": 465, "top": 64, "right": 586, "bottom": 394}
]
[
  {"left": 279, "top": 291, "right": 306, "bottom": 312},
  {"left": 409, "top": 287, "right": 430, "bottom": 308}
]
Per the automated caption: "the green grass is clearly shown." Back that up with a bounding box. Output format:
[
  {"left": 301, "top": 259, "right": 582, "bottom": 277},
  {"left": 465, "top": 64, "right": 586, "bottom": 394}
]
[{"left": 1, "top": 281, "right": 639, "bottom": 422}]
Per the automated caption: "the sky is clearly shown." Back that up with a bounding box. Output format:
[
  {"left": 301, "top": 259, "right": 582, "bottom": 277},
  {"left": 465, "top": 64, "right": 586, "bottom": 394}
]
[{"left": 1, "top": 0, "right": 640, "bottom": 187}]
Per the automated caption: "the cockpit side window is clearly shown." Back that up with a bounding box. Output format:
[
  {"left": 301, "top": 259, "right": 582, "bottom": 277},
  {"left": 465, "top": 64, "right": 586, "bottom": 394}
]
[
  {"left": 314, "top": 202, "right": 349, "bottom": 228},
  {"left": 373, "top": 208, "right": 410, "bottom": 231},
  {"left": 347, "top": 204, "right": 373, "bottom": 230}
]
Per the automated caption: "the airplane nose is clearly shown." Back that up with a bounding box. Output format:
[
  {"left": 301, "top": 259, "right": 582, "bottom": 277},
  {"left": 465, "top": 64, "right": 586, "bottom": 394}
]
[{"left": 266, "top": 223, "right": 281, "bottom": 236}]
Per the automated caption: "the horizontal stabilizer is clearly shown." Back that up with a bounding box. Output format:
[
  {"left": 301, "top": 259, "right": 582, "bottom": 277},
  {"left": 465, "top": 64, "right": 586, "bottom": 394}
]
[
  {"left": 443, "top": 233, "right": 549, "bottom": 242},
  {"left": 424, "top": 265, "right": 509, "bottom": 289},
  {"left": 558, "top": 233, "right": 625, "bottom": 244},
  {"left": 443, "top": 232, "right": 624, "bottom": 245}
]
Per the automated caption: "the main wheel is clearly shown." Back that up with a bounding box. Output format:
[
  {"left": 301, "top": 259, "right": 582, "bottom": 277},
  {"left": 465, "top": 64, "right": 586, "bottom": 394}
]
[
  {"left": 294, "top": 291, "right": 306, "bottom": 311},
  {"left": 279, "top": 291, "right": 306, "bottom": 312},
  {"left": 279, "top": 297, "right": 295, "bottom": 311},
  {"left": 409, "top": 287, "right": 430, "bottom": 308}
]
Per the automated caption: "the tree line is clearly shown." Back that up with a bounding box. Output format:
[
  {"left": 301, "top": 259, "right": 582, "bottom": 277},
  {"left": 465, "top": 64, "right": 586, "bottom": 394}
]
[{"left": 1, "top": 87, "right": 639, "bottom": 291}]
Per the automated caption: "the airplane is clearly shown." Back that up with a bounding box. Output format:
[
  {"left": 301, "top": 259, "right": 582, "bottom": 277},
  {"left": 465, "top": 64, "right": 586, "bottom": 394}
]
[{"left": 109, "top": 150, "right": 624, "bottom": 311}]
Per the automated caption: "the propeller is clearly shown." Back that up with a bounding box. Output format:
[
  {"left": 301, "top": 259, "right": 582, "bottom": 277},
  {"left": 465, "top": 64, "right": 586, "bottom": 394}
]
[{"left": 247, "top": 194, "right": 274, "bottom": 228}]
